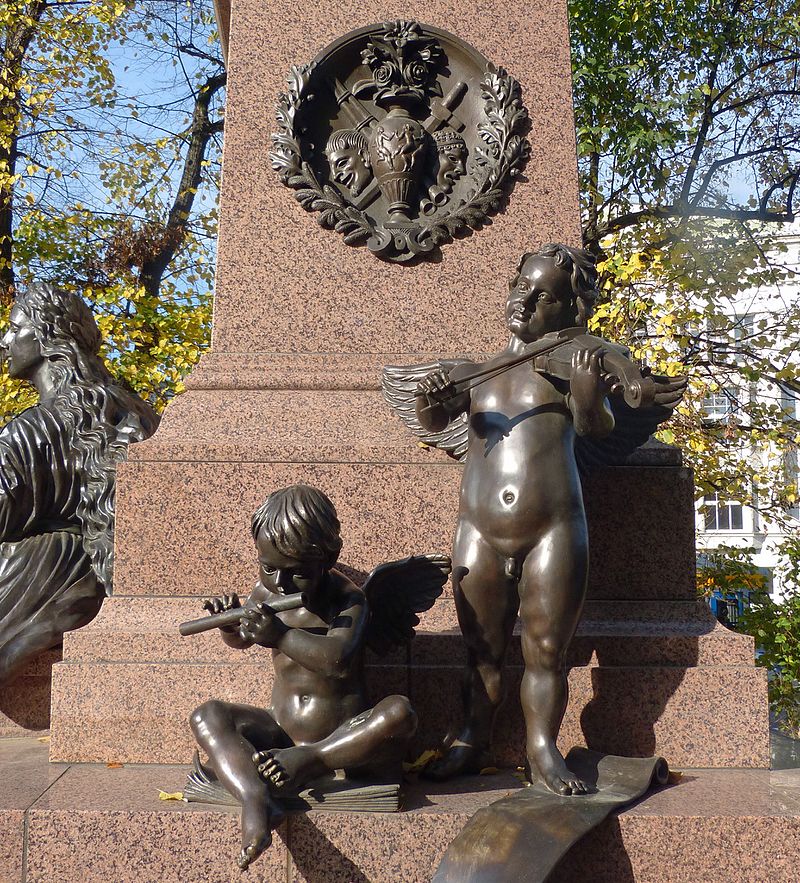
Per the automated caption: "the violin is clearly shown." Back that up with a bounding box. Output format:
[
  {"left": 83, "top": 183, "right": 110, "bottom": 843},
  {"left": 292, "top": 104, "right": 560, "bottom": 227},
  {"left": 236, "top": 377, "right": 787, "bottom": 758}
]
[{"left": 418, "top": 326, "right": 658, "bottom": 411}]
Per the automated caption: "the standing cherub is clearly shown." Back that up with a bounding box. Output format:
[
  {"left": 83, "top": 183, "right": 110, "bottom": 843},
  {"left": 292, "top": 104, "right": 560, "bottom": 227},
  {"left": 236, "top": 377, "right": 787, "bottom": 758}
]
[
  {"left": 383, "top": 244, "right": 685, "bottom": 796},
  {"left": 185, "top": 484, "right": 449, "bottom": 870}
]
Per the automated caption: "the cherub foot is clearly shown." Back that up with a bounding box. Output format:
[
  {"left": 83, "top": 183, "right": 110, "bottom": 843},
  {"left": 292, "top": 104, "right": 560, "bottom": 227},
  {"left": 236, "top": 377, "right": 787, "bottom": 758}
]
[
  {"left": 423, "top": 740, "right": 487, "bottom": 782},
  {"left": 253, "top": 745, "right": 323, "bottom": 791},
  {"left": 237, "top": 797, "right": 285, "bottom": 872},
  {"left": 528, "top": 745, "right": 591, "bottom": 796}
]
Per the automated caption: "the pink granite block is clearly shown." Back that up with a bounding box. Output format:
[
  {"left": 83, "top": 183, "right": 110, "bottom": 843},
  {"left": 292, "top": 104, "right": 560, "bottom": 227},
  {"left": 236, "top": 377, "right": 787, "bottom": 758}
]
[
  {"left": 113, "top": 462, "right": 460, "bottom": 599},
  {"left": 555, "top": 771, "right": 800, "bottom": 882},
  {"left": 50, "top": 657, "right": 411, "bottom": 765},
  {"left": 0, "top": 737, "right": 69, "bottom": 810},
  {"left": 584, "top": 467, "right": 697, "bottom": 601},
  {"left": 0, "top": 737, "right": 68, "bottom": 882},
  {"left": 213, "top": 0, "right": 581, "bottom": 355},
  {"left": 0, "top": 810, "right": 24, "bottom": 882},
  {"left": 25, "top": 763, "right": 288, "bottom": 883},
  {"left": 409, "top": 663, "right": 770, "bottom": 769},
  {"left": 49, "top": 661, "right": 276, "bottom": 763},
  {"left": 0, "top": 649, "right": 61, "bottom": 736}
]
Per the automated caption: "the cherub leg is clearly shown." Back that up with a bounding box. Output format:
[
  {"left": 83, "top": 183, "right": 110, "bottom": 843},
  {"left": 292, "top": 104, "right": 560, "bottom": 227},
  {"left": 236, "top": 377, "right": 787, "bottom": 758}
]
[
  {"left": 426, "top": 522, "right": 518, "bottom": 780},
  {"left": 255, "top": 695, "right": 416, "bottom": 789},
  {"left": 190, "top": 700, "right": 290, "bottom": 870},
  {"left": 518, "top": 520, "right": 590, "bottom": 796}
]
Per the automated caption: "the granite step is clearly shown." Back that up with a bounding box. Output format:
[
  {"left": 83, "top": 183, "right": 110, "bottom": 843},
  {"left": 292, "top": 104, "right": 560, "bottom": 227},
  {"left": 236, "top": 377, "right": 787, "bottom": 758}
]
[
  {"left": 1, "top": 736, "right": 798, "bottom": 883},
  {"left": 0, "top": 649, "right": 60, "bottom": 738},
  {"left": 48, "top": 657, "right": 768, "bottom": 767},
  {"left": 61, "top": 596, "right": 754, "bottom": 667}
]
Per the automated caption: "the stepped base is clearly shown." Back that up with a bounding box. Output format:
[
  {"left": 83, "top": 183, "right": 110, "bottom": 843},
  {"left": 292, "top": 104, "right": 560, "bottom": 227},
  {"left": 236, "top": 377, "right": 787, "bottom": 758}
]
[
  {"left": 0, "top": 649, "right": 60, "bottom": 737},
  {"left": 2, "top": 736, "right": 798, "bottom": 882},
  {"left": 49, "top": 597, "right": 768, "bottom": 767}
]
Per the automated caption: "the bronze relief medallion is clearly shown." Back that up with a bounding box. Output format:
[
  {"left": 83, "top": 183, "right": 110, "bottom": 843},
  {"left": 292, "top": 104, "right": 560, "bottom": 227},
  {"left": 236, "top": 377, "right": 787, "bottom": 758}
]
[{"left": 271, "top": 21, "right": 530, "bottom": 262}]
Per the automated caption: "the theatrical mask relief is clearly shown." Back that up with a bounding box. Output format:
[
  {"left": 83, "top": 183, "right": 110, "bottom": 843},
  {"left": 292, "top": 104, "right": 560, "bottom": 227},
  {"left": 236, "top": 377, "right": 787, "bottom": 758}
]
[{"left": 271, "top": 20, "right": 529, "bottom": 261}]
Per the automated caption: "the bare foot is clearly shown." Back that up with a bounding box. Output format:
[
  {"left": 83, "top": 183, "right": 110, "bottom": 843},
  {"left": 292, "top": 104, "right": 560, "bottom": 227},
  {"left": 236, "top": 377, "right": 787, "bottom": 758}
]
[
  {"left": 253, "top": 746, "right": 324, "bottom": 791},
  {"left": 528, "top": 743, "right": 590, "bottom": 796},
  {"left": 423, "top": 740, "right": 487, "bottom": 782},
  {"left": 237, "top": 796, "right": 285, "bottom": 871}
]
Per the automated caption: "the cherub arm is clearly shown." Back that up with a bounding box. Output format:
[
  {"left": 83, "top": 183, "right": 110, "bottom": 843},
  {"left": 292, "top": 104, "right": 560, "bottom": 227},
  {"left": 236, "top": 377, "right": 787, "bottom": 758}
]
[
  {"left": 240, "top": 584, "right": 368, "bottom": 679},
  {"left": 568, "top": 345, "right": 616, "bottom": 438},
  {"left": 415, "top": 368, "right": 471, "bottom": 433}
]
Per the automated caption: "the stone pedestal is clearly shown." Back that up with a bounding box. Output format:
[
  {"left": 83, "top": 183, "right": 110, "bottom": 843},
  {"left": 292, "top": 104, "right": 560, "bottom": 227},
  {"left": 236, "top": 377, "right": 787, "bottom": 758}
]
[{"left": 48, "top": 0, "right": 767, "bottom": 771}]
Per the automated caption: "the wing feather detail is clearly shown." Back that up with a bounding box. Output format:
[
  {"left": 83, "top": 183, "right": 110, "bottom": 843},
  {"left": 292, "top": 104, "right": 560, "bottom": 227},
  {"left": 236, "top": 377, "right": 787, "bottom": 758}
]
[
  {"left": 363, "top": 554, "right": 451, "bottom": 655},
  {"left": 382, "top": 361, "right": 472, "bottom": 461},
  {"left": 575, "top": 374, "right": 687, "bottom": 476}
]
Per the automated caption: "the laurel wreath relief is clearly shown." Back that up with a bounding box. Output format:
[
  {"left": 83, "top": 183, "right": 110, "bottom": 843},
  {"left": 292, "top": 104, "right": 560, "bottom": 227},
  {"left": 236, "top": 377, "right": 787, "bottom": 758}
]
[{"left": 270, "top": 61, "right": 530, "bottom": 262}]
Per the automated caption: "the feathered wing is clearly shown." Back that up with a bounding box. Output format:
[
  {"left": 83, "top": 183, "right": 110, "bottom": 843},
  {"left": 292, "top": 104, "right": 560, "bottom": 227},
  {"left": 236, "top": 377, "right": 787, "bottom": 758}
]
[
  {"left": 381, "top": 361, "right": 472, "bottom": 461},
  {"left": 575, "top": 374, "right": 688, "bottom": 477},
  {"left": 363, "top": 554, "right": 451, "bottom": 656}
]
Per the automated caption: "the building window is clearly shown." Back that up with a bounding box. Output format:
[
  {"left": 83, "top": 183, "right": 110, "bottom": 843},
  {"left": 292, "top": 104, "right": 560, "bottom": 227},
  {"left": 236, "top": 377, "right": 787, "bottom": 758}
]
[
  {"left": 702, "top": 387, "right": 739, "bottom": 420},
  {"left": 703, "top": 492, "right": 744, "bottom": 530}
]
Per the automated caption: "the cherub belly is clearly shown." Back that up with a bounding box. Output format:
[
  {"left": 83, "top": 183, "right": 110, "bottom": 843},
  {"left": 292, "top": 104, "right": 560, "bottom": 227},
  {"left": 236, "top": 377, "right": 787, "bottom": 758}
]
[
  {"left": 272, "top": 680, "right": 365, "bottom": 745},
  {"left": 459, "top": 414, "right": 584, "bottom": 554}
]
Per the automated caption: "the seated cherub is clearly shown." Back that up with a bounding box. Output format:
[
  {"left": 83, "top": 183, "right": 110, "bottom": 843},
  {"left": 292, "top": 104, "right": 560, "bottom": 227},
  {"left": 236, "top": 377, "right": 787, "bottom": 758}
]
[{"left": 188, "top": 484, "right": 449, "bottom": 871}]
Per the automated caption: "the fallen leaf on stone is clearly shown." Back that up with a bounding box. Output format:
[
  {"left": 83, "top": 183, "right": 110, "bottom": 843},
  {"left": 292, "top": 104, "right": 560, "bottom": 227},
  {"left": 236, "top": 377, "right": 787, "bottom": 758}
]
[
  {"left": 158, "top": 790, "right": 184, "bottom": 801},
  {"left": 479, "top": 767, "right": 500, "bottom": 775},
  {"left": 668, "top": 771, "right": 683, "bottom": 785},
  {"left": 106, "top": 762, "right": 124, "bottom": 769},
  {"left": 403, "top": 748, "right": 441, "bottom": 773},
  {"left": 417, "top": 442, "right": 431, "bottom": 450},
  {"left": 36, "top": 735, "right": 50, "bottom": 743}
]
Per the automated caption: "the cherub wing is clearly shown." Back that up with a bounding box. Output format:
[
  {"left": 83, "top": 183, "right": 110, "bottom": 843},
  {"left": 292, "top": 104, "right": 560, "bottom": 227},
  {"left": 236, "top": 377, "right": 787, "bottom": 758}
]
[
  {"left": 575, "top": 374, "right": 687, "bottom": 477},
  {"left": 382, "top": 360, "right": 472, "bottom": 461},
  {"left": 363, "top": 554, "right": 451, "bottom": 655}
]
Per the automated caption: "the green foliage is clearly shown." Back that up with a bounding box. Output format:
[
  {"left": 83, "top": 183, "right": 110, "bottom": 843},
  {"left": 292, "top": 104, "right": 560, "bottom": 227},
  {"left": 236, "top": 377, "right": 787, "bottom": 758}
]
[
  {"left": 739, "top": 536, "right": 800, "bottom": 737},
  {"left": 696, "top": 543, "right": 767, "bottom": 599},
  {"left": 569, "top": 0, "right": 800, "bottom": 523},
  {"left": 0, "top": 0, "right": 223, "bottom": 416}
]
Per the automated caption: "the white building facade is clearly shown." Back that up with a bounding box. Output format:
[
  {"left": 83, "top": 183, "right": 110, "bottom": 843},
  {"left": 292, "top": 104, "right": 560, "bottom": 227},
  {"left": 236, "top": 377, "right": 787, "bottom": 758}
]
[{"left": 695, "top": 220, "right": 800, "bottom": 602}]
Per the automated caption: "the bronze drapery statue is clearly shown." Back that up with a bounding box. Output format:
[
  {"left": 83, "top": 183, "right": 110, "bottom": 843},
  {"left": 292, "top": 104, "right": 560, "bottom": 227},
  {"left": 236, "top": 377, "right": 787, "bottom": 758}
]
[
  {"left": 0, "top": 283, "right": 158, "bottom": 687},
  {"left": 383, "top": 244, "right": 686, "bottom": 795},
  {"left": 186, "top": 484, "right": 449, "bottom": 871}
]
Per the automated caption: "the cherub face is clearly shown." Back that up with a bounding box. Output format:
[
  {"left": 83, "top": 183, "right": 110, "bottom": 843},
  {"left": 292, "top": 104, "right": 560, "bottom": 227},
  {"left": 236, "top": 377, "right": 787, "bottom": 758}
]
[
  {"left": 436, "top": 144, "right": 467, "bottom": 192},
  {"left": 328, "top": 146, "right": 371, "bottom": 196},
  {"left": 255, "top": 533, "right": 326, "bottom": 598},
  {"left": 0, "top": 305, "right": 43, "bottom": 380},
  {"left": 505, "top": 255, "right": 577, "bottom": 342}
]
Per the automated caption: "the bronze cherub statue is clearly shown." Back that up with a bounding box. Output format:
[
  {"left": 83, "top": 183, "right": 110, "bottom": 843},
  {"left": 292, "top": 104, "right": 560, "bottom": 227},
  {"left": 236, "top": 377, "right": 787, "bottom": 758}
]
[
  {"left": 383, "top": 243, "right": 686, "bottom": 796},
  {"left": 185, "top": 484, "right": 450, "bottom": 870}
]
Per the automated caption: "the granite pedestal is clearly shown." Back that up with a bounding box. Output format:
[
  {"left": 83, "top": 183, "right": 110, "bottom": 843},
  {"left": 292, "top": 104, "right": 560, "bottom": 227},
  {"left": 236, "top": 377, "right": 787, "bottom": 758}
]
[{"left": 13, "top": 0, "right": 783, "bottom": 879}]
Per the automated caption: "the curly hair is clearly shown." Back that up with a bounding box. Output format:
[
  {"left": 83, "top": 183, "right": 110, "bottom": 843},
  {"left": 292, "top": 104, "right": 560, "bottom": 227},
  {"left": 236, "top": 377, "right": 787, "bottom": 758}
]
[
  {"left": 251, "top": 484, "right": 343, "bottom": 569},
  {"left": 14, "top": 283, "right": 159, "bottom": 592},
  {"left": 509, "top": 244, "right": 599, "bottom": 325}
]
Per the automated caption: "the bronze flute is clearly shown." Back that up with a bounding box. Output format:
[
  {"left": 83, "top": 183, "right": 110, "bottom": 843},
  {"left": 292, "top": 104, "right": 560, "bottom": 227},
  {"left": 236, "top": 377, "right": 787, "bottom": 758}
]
[{"left": 179, "top": 593, "right": 305, "bottom": 637}]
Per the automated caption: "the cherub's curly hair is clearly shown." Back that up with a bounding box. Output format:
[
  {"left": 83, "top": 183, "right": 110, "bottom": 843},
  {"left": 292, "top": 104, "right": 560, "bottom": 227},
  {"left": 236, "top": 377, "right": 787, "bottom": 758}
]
[
  {"left": 251, "top": 485, "right": 343, "bottom": 569},
  {"left": 15, "top": 283, "right": 159, "bottom": 592},
  {"left": 509, "top": 244, "right": 599, "bottom": 325}
]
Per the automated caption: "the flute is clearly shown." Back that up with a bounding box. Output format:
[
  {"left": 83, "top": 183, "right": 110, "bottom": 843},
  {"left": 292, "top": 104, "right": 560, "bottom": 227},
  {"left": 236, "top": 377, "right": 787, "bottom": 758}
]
[{"left": 179, "top": 593, "right": 306, "bottom": 637}]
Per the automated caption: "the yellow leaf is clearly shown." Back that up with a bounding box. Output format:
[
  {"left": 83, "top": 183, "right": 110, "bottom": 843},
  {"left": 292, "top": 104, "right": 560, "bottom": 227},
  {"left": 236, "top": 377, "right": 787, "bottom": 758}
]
[
  {"left": 36, "top": 735, "right": 51, "bottom": 743},
  {"left": 402, "top": 748, "right": 441, "bottom": 773},
  {"left": 158, "top": 790, "right": 184, "bottom": 801}
]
